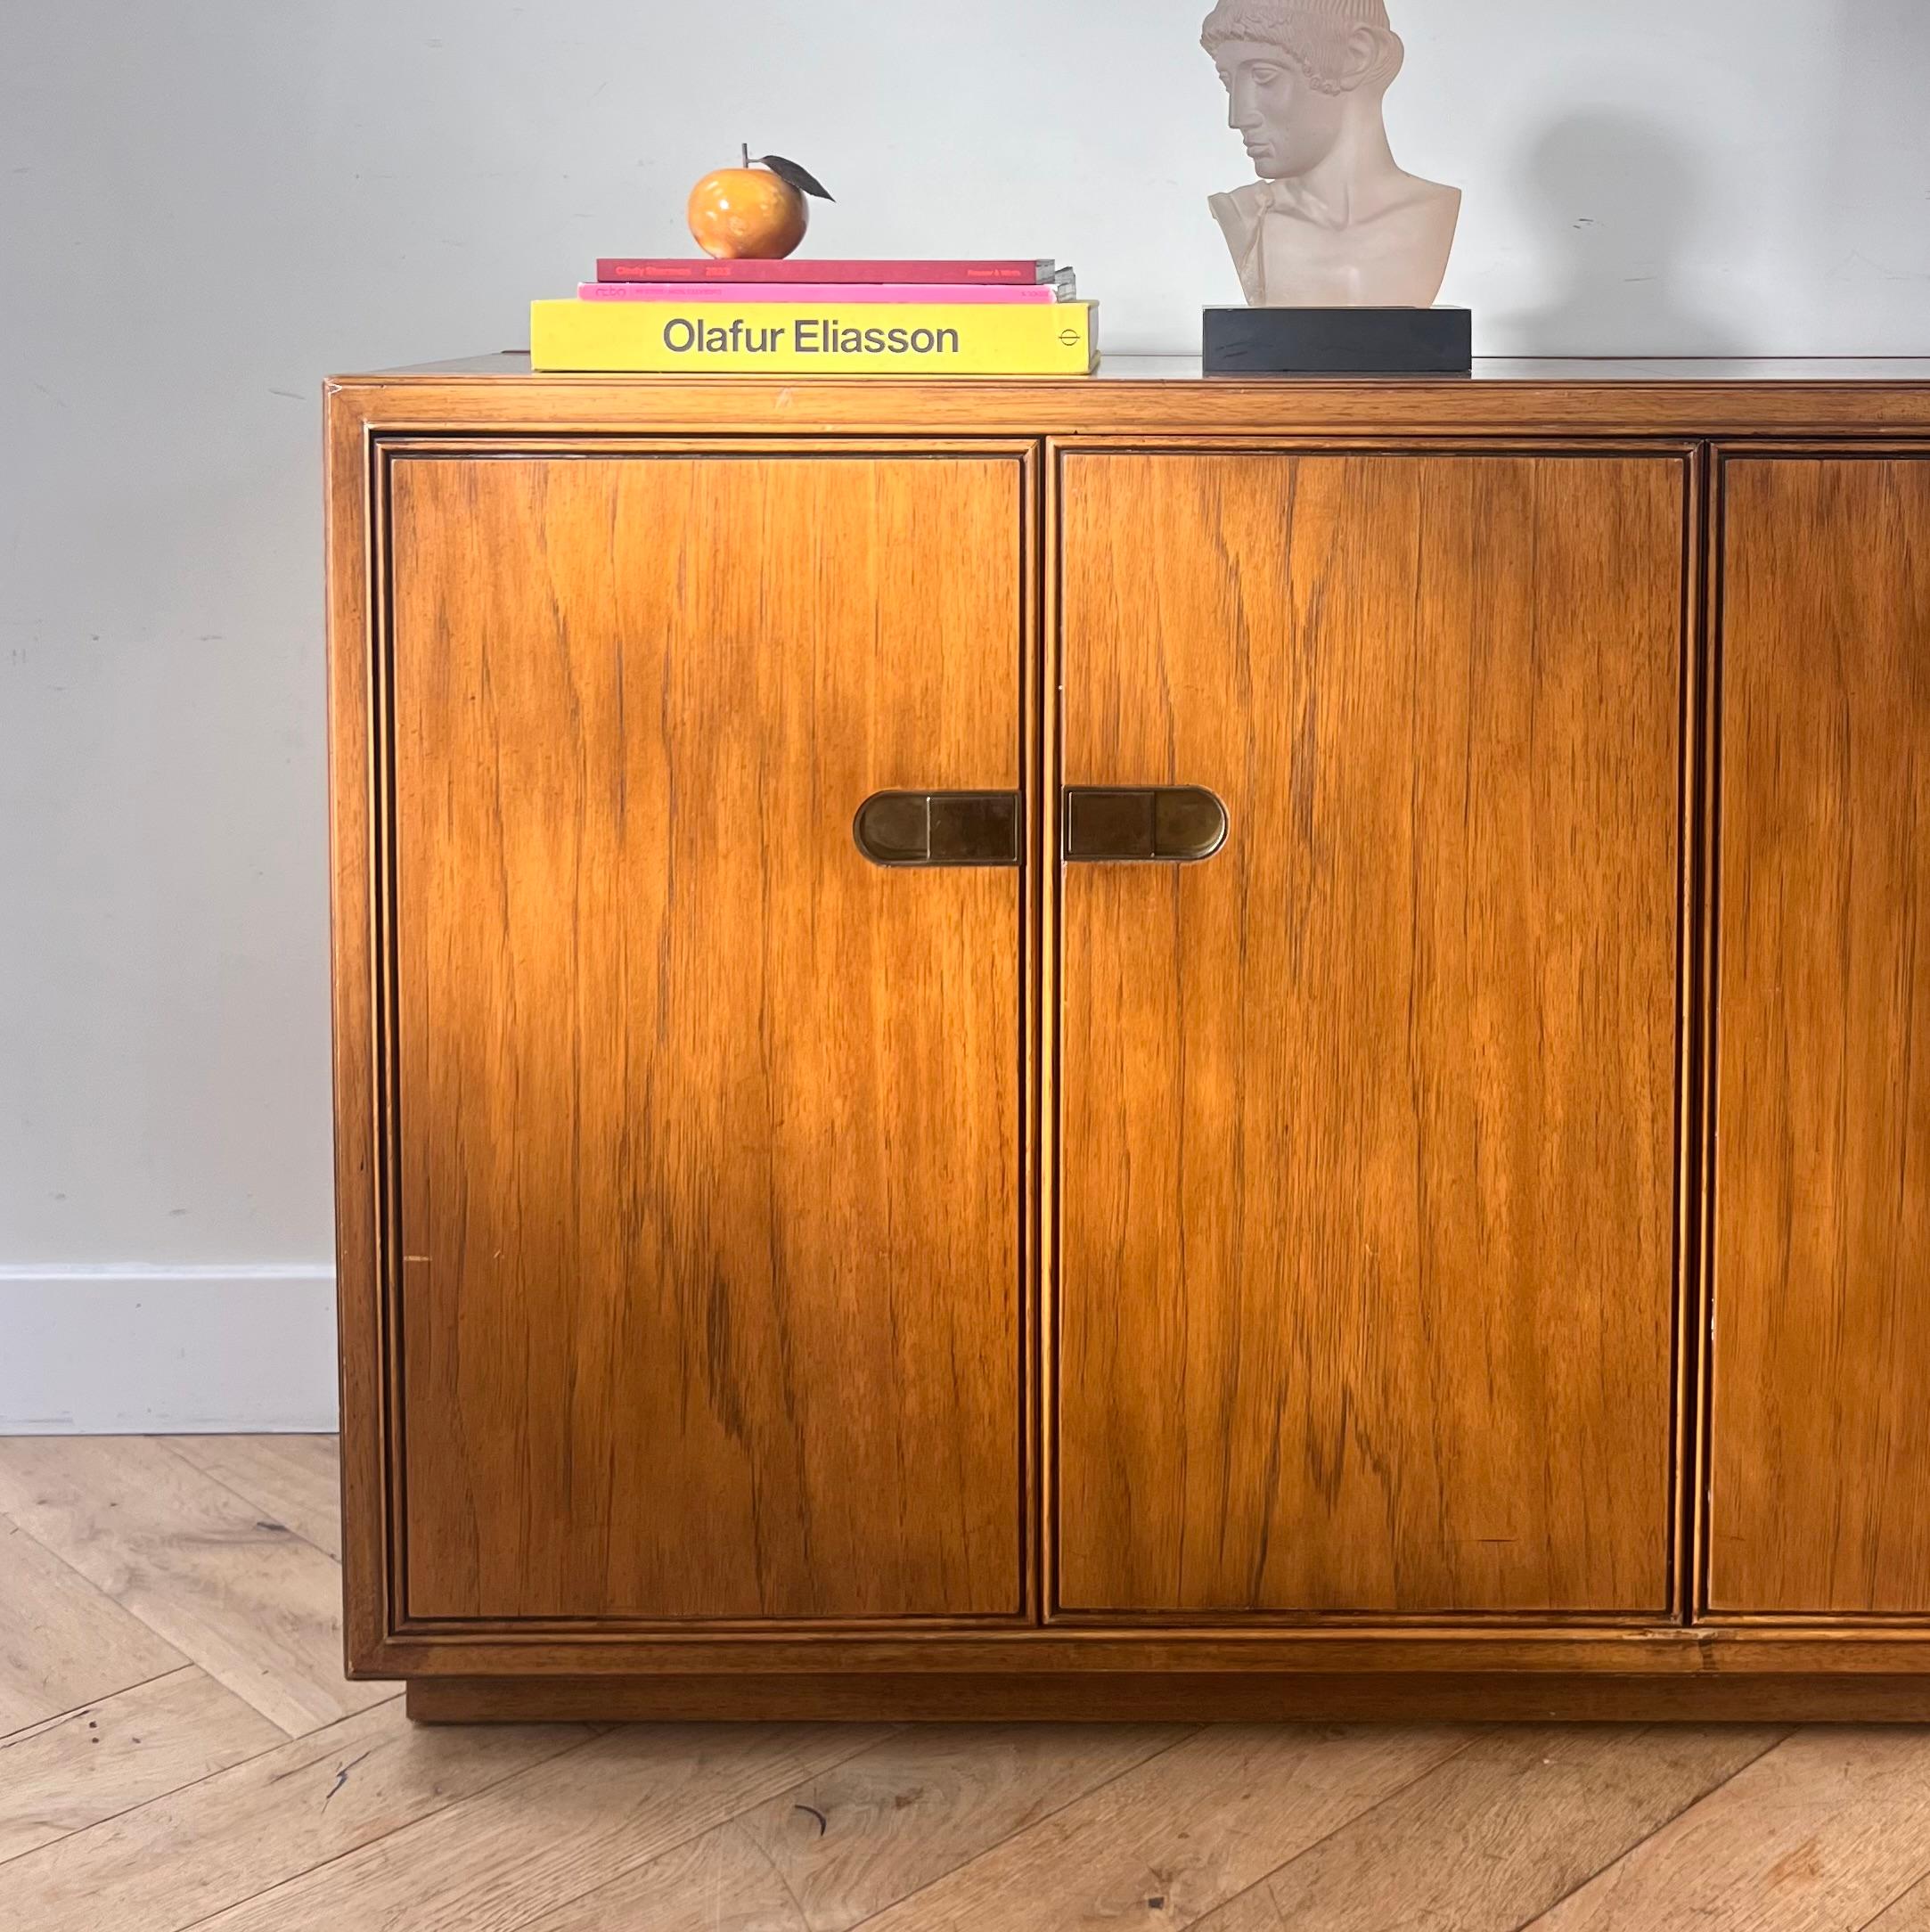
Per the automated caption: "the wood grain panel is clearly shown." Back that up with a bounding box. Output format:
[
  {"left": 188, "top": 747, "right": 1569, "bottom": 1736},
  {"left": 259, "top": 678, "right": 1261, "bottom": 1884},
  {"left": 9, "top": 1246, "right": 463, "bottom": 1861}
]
[
  {"left": 1057, "top": 452, "right": 1686, "bottom": 1615},
  {"left": 388, "top": 453, "right": 1025, "bottom": 1622},
  {"left": 1708, "top": 457, "right": 1930, "bottom": 1614}
]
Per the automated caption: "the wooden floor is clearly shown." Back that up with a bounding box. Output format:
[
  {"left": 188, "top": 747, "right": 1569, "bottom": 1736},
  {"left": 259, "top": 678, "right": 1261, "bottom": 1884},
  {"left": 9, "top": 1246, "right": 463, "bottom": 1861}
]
[{"left": 4, "top": 1440, "right": 1930, "bottom": 1930}]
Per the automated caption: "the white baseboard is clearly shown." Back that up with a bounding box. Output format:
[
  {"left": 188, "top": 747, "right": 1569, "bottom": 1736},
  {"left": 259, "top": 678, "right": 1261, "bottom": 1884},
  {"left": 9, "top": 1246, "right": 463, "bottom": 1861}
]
[{"left": 0, "top": 1265, "right": 339, "bottom": 1433}]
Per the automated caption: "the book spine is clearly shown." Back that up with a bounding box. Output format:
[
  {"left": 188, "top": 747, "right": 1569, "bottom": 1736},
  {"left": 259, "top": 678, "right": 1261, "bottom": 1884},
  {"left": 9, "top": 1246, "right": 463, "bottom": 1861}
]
[
  {"left": 531, "top": 299, "right": 1097, "bottom": 375},
  {"left": 577, "top": 281, "right": 1062, "bottom": 305},
  {"left": 593, "top": 258, "right": 1053, "bottom": 285}
]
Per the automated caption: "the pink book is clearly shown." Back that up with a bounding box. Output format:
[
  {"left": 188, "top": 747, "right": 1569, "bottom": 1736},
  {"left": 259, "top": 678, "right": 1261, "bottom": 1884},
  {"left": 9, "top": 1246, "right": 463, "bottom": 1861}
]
[
  {"left": 596, "top": 256, "right": 1056, "bottom": 284},
  {"left": 577, "top": 280, "right": 1067, "bottom": 305}
]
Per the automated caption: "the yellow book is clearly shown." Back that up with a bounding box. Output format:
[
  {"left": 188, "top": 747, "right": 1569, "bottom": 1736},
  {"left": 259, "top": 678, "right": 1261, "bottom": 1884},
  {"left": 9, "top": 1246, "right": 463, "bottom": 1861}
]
[{"left": 530, "top": 298, "right": 1097, "bottom": 375}]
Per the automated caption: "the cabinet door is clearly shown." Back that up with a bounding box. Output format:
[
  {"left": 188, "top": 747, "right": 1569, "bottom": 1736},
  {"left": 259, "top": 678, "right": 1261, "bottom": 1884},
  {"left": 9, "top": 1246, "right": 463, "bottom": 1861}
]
[
  {"left": 1056, "top": 452, "right": 1686, "bottom": 1616},
  {"left": 1708, "top": 456, "right": 1930, "bottom": 1614},
  {"left": 388, "top": 452, "right": 1024, "bottom": 1622}
]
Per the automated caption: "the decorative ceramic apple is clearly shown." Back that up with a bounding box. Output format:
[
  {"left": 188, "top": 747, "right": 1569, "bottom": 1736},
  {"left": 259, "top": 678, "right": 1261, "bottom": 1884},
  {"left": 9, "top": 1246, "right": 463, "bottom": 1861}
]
[{"left": 686, "top": 147, "right": 835, "bottom": 261}]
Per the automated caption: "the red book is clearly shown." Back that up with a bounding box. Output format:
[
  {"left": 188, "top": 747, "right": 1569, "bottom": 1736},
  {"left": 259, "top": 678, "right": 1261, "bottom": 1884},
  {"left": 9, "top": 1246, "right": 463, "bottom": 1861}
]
[{"left": 594, "top": 257, "right": 1059, "bottom": 286}]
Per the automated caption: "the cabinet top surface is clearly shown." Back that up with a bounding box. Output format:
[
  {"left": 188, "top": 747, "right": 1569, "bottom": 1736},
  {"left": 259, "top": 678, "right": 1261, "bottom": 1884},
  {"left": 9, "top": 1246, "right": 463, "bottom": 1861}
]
[
  {"left": 348, "top": 352, "right": 1930, "bottom": 386},
  {"left": 325, "top": 352, "right": 1930, "bottom": 438}
]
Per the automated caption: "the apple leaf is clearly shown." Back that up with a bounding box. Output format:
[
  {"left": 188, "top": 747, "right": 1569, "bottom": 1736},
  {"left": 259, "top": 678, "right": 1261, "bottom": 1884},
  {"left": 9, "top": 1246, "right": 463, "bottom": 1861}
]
[{"left": 756, "top": 154, "right": 835, "bottom": 201}]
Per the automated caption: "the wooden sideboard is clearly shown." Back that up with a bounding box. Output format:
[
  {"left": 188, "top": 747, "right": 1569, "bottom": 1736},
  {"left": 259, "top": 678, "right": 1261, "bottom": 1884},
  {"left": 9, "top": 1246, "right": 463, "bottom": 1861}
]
[{"left": 324, "top": 356, "right": 1930, "bottom": 1721}]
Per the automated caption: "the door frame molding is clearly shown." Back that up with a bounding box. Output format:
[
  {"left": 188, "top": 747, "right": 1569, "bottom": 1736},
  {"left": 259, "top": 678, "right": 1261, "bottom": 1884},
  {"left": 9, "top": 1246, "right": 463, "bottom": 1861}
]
[{"left": 329, "top": 426, "right": 1046, "bottom": 1661}]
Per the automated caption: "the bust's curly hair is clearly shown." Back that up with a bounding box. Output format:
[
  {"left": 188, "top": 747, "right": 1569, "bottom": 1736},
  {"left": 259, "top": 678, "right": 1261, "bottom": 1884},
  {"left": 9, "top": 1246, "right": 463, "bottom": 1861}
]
[{"left": 1201, "top": 0, "right": 1393, "bottom": 95}]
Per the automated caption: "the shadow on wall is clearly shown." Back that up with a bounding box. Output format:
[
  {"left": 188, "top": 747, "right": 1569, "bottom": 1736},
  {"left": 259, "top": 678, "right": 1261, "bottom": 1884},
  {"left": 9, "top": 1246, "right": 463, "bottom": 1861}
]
[
  {"left": 1504, "top": 111, "right": 1749, "bottom": 358},
  {"left": 1823, "top": 0, "right": 1930, "bottom": 341}
]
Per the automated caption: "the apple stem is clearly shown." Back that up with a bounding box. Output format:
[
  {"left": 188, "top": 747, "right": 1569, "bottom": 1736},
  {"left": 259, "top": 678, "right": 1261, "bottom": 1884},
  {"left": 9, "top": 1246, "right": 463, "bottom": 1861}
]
[{"left": 741, "top": 142, "right": 750, "bottom": 168}]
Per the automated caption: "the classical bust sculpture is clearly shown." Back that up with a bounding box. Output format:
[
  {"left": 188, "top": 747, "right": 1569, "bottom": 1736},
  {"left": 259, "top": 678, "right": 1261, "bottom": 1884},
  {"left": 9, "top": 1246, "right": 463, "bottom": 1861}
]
[{"left": 1202, "top": 0, "right": 1460, "bottom": 307}]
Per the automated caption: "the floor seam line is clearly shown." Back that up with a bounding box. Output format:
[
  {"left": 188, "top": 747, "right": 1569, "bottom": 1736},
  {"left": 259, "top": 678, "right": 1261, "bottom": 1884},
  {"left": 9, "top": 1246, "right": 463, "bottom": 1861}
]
[
  {"left": 433, "top": 1726, "right": 905, "bottom": 1932},
  {"left": 836, "top": 1723, "right": 1249, "bottom": 1932},
  {"left": 1852, "top": 1857, "right": 1930, "bottom": 1932},
  {"left": 0, "top": 1502, "right": 197, "bottom": 1674},
  {"left": 1203, "top": 1726, "right": 1487, "bottom": 1931},
  {"left": 148, "top": 1438, "right": 343, "bottom": 1568},
  {"left": 163, "top": 1724, "right": 603, "bottom": 1932},
  {"left": 0, "top": 1664, "right": 199, "bottom": 1761},
  {"left": 1, "top": 1696, "right": 411, "bottom": 1884},
  {"left": 1508, "top": 1725, "right": 1800, "bottom": 1931}
]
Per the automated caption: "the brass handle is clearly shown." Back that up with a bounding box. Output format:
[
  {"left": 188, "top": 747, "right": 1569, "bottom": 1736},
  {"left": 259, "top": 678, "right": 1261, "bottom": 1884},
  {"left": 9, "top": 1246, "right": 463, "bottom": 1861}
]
[
  {"left": 854, "top": 790, "right": 1021, "bottom": 867},
  {"left": 1063, "top": 787, "right": 1228, "bottom": 864}
]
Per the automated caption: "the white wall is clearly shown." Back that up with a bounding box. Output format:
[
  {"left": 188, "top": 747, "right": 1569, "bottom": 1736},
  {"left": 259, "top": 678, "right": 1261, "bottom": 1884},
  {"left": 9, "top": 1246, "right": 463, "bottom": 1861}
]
[{"left": 3, "top": 0, "right": 1926, "bottom": 1428}]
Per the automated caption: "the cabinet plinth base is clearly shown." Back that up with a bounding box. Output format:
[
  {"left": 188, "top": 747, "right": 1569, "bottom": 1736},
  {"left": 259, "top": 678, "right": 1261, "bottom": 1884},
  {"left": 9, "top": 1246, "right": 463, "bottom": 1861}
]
[{"left": 405, "top": 1673, "right": 1930, "bottom": 1726}]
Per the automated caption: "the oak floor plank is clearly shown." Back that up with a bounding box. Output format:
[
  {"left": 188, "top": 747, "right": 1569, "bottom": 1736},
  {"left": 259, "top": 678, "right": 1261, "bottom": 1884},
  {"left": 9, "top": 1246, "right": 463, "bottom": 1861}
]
[
  {"left": 846, "top": 1724, "right": 1475, "bottom": 1931},
  {"left": 519, "top": 1821, "right": 815, "bottom": 1932},
  {"left": 1188, "top": 1724, "right": 1787, "bottom": 1932},
  {"left": 1162, "top": 1890, "right": 1279, "bottom": 1932},
  {"left": 187, "top": 1723, "right": 897, "bottom": 1932},
  {"left": 0, "top": 1665, "right": 281, "bottom": 1864},
  {"left": 1528, "top": 1728, "right": 1930, "bottom": 1930},
  {"left": 159, "top": 1437, "right": 342, "bottom": 1560},
  {"left": 1866, "top": 1871, "right": 1930, "bottom": 1928},
  {"left": 0, "top": 1696, "right": 592, "bottom": 1932},
  {"left": 0, "top": 1437, "right": 383, "bottom": 1736},
  {"left": 520, "top": 1723, "right": 1195, "bottom": 1932},
  {"left": 0, "top": 1514, "right": 185, "bottom": 1735}
]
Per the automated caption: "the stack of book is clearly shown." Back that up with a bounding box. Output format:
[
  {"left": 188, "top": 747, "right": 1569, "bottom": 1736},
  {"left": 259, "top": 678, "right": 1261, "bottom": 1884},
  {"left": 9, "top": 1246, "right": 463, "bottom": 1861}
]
[{"left": 531, "top": 258, "right": 1096, "bottom": 376}]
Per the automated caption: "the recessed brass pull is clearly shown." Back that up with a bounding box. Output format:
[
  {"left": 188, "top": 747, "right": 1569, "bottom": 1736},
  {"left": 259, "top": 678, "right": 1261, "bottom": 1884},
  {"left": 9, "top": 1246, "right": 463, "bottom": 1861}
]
[
  {"left": 1064, "top": 786, "right": 1229, "bottom": 864},
  {"left": 853, "top": 790, "right": 1022, "bottom": 867}
]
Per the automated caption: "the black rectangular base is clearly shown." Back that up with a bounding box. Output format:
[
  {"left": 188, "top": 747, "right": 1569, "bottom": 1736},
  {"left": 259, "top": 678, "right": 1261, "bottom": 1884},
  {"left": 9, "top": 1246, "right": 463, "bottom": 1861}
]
[{"left": 1203, "top": 306, "right": 1472, "bottom": 376}]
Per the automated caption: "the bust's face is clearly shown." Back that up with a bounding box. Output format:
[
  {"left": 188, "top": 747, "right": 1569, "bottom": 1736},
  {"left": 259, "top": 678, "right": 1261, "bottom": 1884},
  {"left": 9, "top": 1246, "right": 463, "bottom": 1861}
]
[{"left": 1214, "top": 38, "right": 1346, "bottom": 180}]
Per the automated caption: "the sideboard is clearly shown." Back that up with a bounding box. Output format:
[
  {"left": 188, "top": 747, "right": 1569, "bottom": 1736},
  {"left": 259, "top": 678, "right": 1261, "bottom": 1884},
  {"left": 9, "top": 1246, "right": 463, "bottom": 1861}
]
[{"left": 324, "top": 356, "right": 1930, "bottom": 1721}]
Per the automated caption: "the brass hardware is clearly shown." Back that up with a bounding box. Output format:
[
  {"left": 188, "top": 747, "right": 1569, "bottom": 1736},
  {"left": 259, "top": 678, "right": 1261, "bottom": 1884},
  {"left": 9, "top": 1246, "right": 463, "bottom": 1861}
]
[
  {"left": 1064, "top": 787, "right": 1229, "bottom": 864},
  {"left": 854, "top": 790, "right": 1022, "bottom": 867}
]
